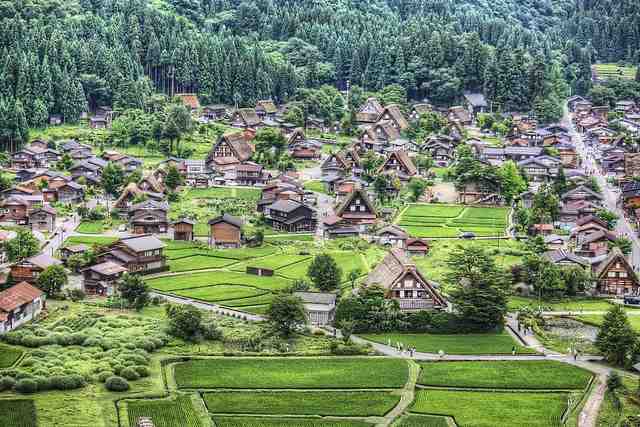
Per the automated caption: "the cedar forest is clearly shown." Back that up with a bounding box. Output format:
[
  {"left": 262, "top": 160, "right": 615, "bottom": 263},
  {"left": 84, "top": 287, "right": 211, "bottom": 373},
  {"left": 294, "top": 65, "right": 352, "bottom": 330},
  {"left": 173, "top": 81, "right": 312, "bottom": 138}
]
[{"left": 1, "top": 0, "right": 640, "bottom": 151}]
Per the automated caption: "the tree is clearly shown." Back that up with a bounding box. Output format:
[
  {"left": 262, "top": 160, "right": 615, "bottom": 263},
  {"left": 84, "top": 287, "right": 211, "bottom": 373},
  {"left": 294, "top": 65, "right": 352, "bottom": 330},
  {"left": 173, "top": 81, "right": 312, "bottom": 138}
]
[
  {"left": 35, "top": 265, "right": 68, "bottom": 297},
  {"left": 338, "top": 319, "right": 356, "bottom": 344},
  {"left": 307, "top": 254, "right": 342, "bottom": 292},
  {"left": 522, "top": 256, "right": 566, "bottom": 299},
  {"left": 498, "top": 161, "right": 527, "bottom": 203},
  {"left": 5, "top": 229, "right": 39, "bottom": 262},
  {"left": 253, "top": 128, "right": 287, "bottom": 167},
  {"left": 407, "top": 178, "right": 428, "bottom": 202},
  {"left": 597, "top": 209, "right": 619, "bottom": 230},
  {"left": 166, "top": 304, "right": 204, "bottom": 341},
  {"left": 596, "top": 305, "right": 637, "bottom": 366},
  {"left": 266, "top": 293, "right": 306, "bottom": 337},
  {"left": 118, "top": 273, "right": 150, "bottom": 310},
  {"left": 562, "top": 266, "right": 593, "bottom": 296},
  {"left": 611, "top": 237, "right": 633, "bottom": 256},
  {"left": 164, "top": 164, "right": 183, "bottom": 192},
  {"left": 445, "top": 246, "right": 510, "bottom": 330},
  {"left": 101, "top": 162, "right": 125, "bottom": 198}
]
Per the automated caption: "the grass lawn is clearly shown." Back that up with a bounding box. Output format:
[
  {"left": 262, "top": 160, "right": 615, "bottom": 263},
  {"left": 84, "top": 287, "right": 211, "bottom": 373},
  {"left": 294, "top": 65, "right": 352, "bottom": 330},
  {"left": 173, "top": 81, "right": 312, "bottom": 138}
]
[
  {"left": 0, "top": 343, "right": 23, "bottom": 368},
  {"left": 0, "top": 399, "right": 37, "bottom": 427},
  {"left": 76, "top": 219, "right": 122, "bottom": 234},
  {"left": 412, "top": 239, "right": 525, "bottom": 286},
  {"left": 359, "top": 331, "right": 535, "bottom": 355},
  {"left": 418, "top": 360, "right": 592, "bottom": 389},
  {"left": 64, "top": 235, "right": 118, "bottom": 247},
  {"left": 213, "top": 417, "right": 372, "bottom": 427},
  {"left": 575, "top": 313, "right": 640, "bottom": 332},
  {"left": 393, "top": 415, "right": 450, "bottom": 427},
  {"left": 203, "top": 390, "right": 400, "bottom": 416},
  {"left": 126, "top": 395, "right": 204, "bottom": 427},
  {"left": 397, "top": 204, "right": 508, "bottom": 238},
  {"left": 174, "top": 357, "right": 409, "bottom": 389},
  {"left": 508, "top": 296, "right": 616, "bottom": 312},
  {"left": 411, "top": 389, "right": 568, "bottom": 427},
  {"left": 304, "top": 180, "right": 328, "bottom": 194},
  {"left": 169, "top": 255, "right": 238, "bottom": 272}
]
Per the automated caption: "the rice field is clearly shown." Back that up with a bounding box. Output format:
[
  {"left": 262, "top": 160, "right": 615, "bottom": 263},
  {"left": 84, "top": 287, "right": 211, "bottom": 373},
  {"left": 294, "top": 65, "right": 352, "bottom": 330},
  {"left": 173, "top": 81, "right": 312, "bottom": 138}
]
[
  {"left": 593, "top": 63, "right": 637, "bottom": 80},
  {"left": 410, "top": 389, "right": 568, "bottom": 427},
  {"left": 396, "top": 204, "right": 509, "bottom": 238},
  {"left": 213, "top": 417, "right": 372, "bottom": 427},
  {"left": 174, "top": 357, "right": 409, "bottom": 389},
  {"left": 0, "top": 343, "right": 23, "bottom": 368}
]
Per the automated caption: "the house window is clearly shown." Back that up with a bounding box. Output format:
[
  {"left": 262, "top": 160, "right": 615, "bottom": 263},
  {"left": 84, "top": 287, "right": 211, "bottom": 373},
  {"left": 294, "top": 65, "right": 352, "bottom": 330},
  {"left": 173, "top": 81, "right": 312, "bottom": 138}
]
[
  {"left": 620, "top": 272, "right": 628, "bottom": 278},
  {"left": 393, "top": 290, "right": 400, "bottom": 298},
  {"left": 350, "top": 205, "right": 356, "bottom": 212},
  {"left": 404, "top": 290, "right": 413, "bottom": 298},
  {"left": 359, "top": 206, "right": 365, "bottom": 212},
  {"left": 608, "top": 271, "right": 616, "bottom": 277}
]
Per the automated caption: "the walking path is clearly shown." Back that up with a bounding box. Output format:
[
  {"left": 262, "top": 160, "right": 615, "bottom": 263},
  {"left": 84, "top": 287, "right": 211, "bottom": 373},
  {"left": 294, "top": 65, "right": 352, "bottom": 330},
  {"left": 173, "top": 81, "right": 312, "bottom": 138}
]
[
  {"left": 380, "top": 360, "right": 420, "bottom": 427},
  {"left": 151, "top": 292, "right": 265, "bottom": 322}
]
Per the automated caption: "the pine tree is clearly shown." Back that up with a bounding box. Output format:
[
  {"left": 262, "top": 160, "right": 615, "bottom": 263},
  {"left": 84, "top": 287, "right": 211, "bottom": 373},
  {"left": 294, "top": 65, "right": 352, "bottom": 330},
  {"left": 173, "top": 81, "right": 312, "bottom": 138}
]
[{"left": 596, "top": 305, "right": 637, "bottom": 366}]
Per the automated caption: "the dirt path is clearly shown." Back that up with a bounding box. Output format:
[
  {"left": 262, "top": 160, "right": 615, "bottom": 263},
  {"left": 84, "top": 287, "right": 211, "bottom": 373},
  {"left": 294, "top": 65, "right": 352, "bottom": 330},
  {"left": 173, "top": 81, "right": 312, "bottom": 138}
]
[{"left": 378, "top": 360, "right": 420, "bottom": 427}]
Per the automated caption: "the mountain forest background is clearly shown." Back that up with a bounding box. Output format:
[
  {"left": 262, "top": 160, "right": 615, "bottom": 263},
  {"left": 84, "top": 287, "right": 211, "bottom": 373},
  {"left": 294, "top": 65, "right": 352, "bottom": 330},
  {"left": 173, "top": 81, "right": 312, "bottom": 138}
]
[{"left": 1, "top": 0, "right": 640, "bottom": 149}]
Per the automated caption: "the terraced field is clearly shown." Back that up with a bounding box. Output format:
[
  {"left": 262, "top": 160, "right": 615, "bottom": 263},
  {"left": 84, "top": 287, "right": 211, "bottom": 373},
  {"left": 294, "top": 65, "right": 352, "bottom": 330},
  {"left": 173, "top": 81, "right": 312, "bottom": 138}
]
[
  {"left": 396, "top": 204, "right": 509, "bottom": 238},
  {"left": 0, "top": 399, "right": 37, "bottom": 427},
  {"left": 593, "top": 63, "right": 637, "bottom": 80},
  {"left": 125, "top": 395, "right": 203, "bottom": 427}
]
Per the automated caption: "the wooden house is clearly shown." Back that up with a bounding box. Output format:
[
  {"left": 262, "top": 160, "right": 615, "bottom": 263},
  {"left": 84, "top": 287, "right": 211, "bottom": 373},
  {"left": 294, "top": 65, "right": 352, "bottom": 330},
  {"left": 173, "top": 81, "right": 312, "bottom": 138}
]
[
  {"left": 321, "top": 153, "right": 351, "bottom": 177},
  {"left": 231, "top": 108, "right": 262, "bottom": 129},
  {"left": 594, "top": 248, "right": 640, "bottom": 296},
  {"left": 208, "top": 214, "right": 243, "bottom": 248},
  {"left": 264, "top": 200, "right": 317, "bottom": 232},
  {"left": 625, "top": 153, "right": 640, "bottom": 178},
  {"left": 378, "top": 104, "right": 410, "bottom": 131},
  {"left": 293, "top": 292, "right": 336, "bottom": 326},
  {"left": 113, "top": 183, "right": 164, "bottom": 211},
  {"left": 255, "top": 100, "right": 278, "bottom": 119},
  {"left": 544, "top": 249, "right": 590, "bottom": 268},
  {"left": 0, "top": 196, "right": 30, "bottom": 225},
  {"left": 29, "top": 206, "right": 56, "bottom": 233},
  {"left": 10, "top": 253, "right": 62, "bottom": 285},
  {"left": 561, "top": 185, "right": 604, "bottom": 205},
  {"left": 378, "top": 150, "right": 417, "bottom": 181},
  {"left": 363, "top": 248, "right": 447, "bottom": 311},
  {"left": 360, "top": 122, "right": 401, "bottom": 153},
  {"left": 233, "top": 162, "right": 268, "bottom": 186},
  {"left": 356, "top": 98, "right": 384, "bottom": 124},
  {"left": 172, "top": 219, "right": 195, "bottom": 241},
  {"left": 406, "top": 238, "right": 430, "bottom": 256},
  {"left": 128, "top": 200, "right": 169, "bottom": 234},
  {"left": 99, "top": 235, "right": 167, "bottom": 274},
  {"left": 138, "top": 174, "right": 165, "bottom": 194},
  {"left": 448, "top": 106, "right": 472, "bottom": 126},
  {"left": 409, "top": 104, "right": 432, "bottom": 121},
  {"left": 56, "top": 181, "right": 84, "bottom": 204},
  {"left": 201, "top": 105, "right": 228, "bottom": 121},
  {"left": 60, "top": 244, "right": 89, "bottom": 263},
  {"left": 0, "top": 282, "right": 45, "bottom": 334},
  {"left": 463, "top": 93, "right": 488, "bottom": 117},
  {"left": 206, "top": 132, "right": 254, "bottom": 171},
  {"left": 575, "top": 229, "right": 618, "bottom": 258},
  {"left": 335, "top": 188, "right": 377, "bottom": 229},
  {"left": 376, "top": 225, "right": 408, "bottom": 248},
  {"left": 81, "top": 261, "right": 128, "bottom": 296}
]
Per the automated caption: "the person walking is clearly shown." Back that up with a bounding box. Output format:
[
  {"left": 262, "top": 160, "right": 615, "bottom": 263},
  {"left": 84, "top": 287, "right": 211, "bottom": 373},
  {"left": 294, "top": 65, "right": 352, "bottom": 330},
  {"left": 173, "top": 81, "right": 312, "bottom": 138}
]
[{"left": 511, "top": 346, "right": 516, "bottom": 356}]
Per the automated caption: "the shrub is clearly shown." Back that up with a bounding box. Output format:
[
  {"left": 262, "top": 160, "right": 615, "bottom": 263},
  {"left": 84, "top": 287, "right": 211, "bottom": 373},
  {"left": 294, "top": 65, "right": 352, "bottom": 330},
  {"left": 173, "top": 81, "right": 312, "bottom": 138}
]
[
  {"left": 68, "top": 289, "right": 86, "bottom": 302},
  {"left": 202, "top": 322, "right": 223, "bottom": 341},
  {"left": 133, "top": 365, "right": 150, "bottom": 378},
  {"left": 33, "top": 376, "right": 52, "bottom": 391},
  {"left": 15, "top": 378, "right": 38, "bottom": 394},
  {"left": 120, "top": 367, "right": 140, "bottom": 381},
  {"left": 0, "top": 376, "right": 16, "bottom": 391},
  {"left": 105, "top": 376, "right": 130, "bottom": 392},
  {"left": 82, "top": 337, "right": 102, "bottom": 347},
  {"left": 96, "top": 371, "right": 114, "bottom": 383},
  {"left": 329, "top": 342, "right": 369, "bottom": 355},
  {"left": 51, "top": 375, "right": 85, "bottom": 390}
]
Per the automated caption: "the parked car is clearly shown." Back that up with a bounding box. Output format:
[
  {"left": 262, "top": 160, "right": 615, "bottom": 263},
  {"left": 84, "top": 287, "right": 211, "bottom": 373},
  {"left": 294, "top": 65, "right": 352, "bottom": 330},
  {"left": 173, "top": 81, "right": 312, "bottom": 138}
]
[{"left": 459, "top": 232, "right": 476, "bottom": 240}]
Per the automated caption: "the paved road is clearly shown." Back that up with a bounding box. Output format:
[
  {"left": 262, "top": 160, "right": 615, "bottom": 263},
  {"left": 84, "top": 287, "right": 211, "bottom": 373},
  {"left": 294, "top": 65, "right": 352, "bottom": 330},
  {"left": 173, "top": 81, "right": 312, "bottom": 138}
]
[{"left": 562, "top": 105, "right": 640, "bottom": 268}]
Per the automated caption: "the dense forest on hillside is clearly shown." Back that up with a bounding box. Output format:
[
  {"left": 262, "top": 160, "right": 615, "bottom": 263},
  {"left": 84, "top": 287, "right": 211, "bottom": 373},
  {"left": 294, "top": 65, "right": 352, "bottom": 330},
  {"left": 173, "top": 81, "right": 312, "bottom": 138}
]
[{"left": 0, "top": 0, "right": 639, "bottom": 150}]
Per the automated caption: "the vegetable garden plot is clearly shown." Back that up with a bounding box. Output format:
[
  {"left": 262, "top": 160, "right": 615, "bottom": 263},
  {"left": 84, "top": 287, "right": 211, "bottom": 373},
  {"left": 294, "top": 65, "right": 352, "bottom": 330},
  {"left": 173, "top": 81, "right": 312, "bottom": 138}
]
[
  {"left": 126, "top": 395, "right": 203, "bottom": 427},
  {"left": 0, "top": 400, "right": 37, "bottom": 427}
]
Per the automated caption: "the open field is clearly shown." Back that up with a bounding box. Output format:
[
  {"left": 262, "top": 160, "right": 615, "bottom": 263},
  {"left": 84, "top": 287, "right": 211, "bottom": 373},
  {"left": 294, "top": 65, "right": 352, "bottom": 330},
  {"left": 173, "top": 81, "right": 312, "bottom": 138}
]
[
  {"left": 411, "top": 389, "right": 568, "bottom": 427},
  {"left": 508, "top": 296, "right": 618, "bottom": 312},
  {"left": 203, "top": 390, "right": 400, "bottom": 417},
  {"left": 418, "top": 361, "right": 591, "bottom": 389},
  {"left": 76, "top": 219, "right": 123, "bottom": 234},
  {"left": 64, "top": 235, "right": 118, "bottom": 246},
  {"left": 593, "top": 63, "right": 637, "bottom": 80},
  {"left": 397, "top": 204, "right": 508, "bottom": 238},
  {"left": 304, "top": 180, "right": 328, "bottom": 194},
  {"left": 174, "top": 357, "right": 408, "bottom": 389},
  {"left": 0, "top": 343, "right": 23, "bottom": 368},
  {"left": 393, "top": 415, "right": 450, "bottom": 427},
  {"left": 360, "top": 331, "right": 535, "bottom": 355},
  {"left": 213, "top": 417, "right": 372, "bottom": 427},
  {"left": 0, "top": 399, "right": 37, "bottom": 427},
  {"left": 412, "top": 239, "right": 525, "bottom": 286},
  {"left": 126, "top": 395, "right": 203, "bottom": 427}
]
